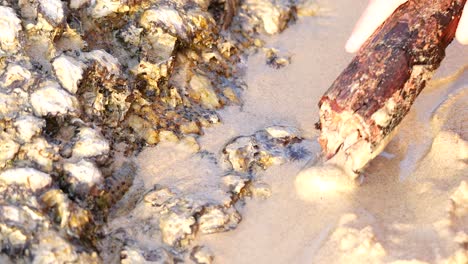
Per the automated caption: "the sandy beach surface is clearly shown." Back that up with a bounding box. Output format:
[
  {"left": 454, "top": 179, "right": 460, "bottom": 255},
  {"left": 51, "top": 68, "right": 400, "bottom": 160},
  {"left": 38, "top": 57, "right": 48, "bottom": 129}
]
[{"left": 134, "top": 0, "right": 468, "bottom": 263}]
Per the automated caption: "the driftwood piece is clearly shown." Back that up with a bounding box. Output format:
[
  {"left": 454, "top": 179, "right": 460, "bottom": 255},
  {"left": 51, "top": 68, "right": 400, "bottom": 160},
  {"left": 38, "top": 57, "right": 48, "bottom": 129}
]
[{"left": 317, "top": 0, "right": 467, "bottom": 177}]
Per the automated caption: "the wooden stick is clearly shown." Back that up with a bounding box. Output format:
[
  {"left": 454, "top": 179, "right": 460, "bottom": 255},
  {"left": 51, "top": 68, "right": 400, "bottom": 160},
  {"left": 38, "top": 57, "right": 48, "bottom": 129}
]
[{"left": 317, "top": 0, "right": 466, "bottom": 177}]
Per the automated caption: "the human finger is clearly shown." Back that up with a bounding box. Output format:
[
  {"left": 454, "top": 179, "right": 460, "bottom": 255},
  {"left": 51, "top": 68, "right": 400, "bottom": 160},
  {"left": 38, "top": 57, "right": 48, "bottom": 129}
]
[{"left": 455, "top": 3, "right": 468, "bottom": 44}]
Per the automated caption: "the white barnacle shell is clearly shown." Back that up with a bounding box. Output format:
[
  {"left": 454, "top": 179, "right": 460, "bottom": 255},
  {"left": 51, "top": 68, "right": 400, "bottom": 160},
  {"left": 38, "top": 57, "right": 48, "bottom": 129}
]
[
  {"left": 38, "top": 0, "right": 65, "bottom": 25},
  {"left": 52, "top": 55, "right": 85, "bottom": 94},
  {"left": 189, "top": 74, "right": 220, "bottom": 110},
  {"left": 72, "top": 127, "right": 110, "bottom": 158},
  {"left": 0, "top": 168, "right": 51, "bottom": 191},
  {"left": 14, "top": 115, "right": 45, "bottom": 143},
  {"left": 0, "top": 6, "right": 22, "bottom": 54},
  {"left": 0, "top": 132, "right": 20, "bottom": 167},
  {"left": 63, "top": 159, "right": 103, "bottom": 188},
  {"left": 30, "top": 81, "right": 78, "bottom": 116},
  {"left": 1, "top": 64, "right": 32, "bottom": 88},
  {"left": 82, "top": 50, "right": 121, "bottom": 75},
  {"left": 91, "top": 0, "right": 123, "bottom": 18},
  {"left": 69, "top": 0, "right": 90, "bottom": 9},
  {"left": 140, "top": 7, "right": 187, "bottom": 39}
]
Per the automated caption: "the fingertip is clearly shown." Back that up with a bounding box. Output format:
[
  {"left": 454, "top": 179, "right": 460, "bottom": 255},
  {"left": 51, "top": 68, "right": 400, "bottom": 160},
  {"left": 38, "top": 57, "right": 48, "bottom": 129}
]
[
  {"left": 456, "top": 32, "right": 468, "bottom": 45},
  {"left": 455, "top": 4, "right": 468, "bottom": 45},
  {"left": 345, "top": 37, "right": 359, "bottom": 53}
]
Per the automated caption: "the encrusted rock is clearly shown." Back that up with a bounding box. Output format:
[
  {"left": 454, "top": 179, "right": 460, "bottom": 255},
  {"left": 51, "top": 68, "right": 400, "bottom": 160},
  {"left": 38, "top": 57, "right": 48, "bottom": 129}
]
[
  {"left": 1, "top": 64, "right": 32, "bottom": 89},
  {"left": 159, "top": 211, "right": 196, "bottom": 247},
  {"left": 0, "top": 168, "right": 51, "bottom": 191},
  {"left": 31, "top": 230, "right": 98, "bottom": 263},
  {"left": 222, "top": 174, "right": 247, "bottom": 194},
  {"left": 121, "top": 247, "right": 175, "bottom": 264},
  {"left": 91, "top": 0, "right": 125, "bottom": 18},
  {"left": 248, "top": 181, "right": 272, "bottom": 199},
  {"left": 198, "top": 207, "right": 241, "bottom": 234},
  {"left": 52, "top": 55, "right": 85, "bottom": 94},
  {"left": 38, "top": 0, "right": 65, "bottom": 25},
  {"left": 144, "top": 187, "right": 175, "bottom": 207},
  {"left": 140, "top": 7, "right": 188, "bottom": 41},
  {"left": 265, "top": 47, "right": 291, "bottom": 69},
  {"left": 0, "top": 0, "right": 313, "bottom": 262},
  {"left": 0, "top": 88, "right": 30, "bottom": 120},
  {"left": 244, "top": 0, "right": 296, "bottom": 34},
  {"left": 13, "top": 115, "right": 44, "bottom": 143},
  {"left": 190, "top": 245, "right": 214, "bottom": 264},
  {"left": 189, "top": 74, "right": 221, "bottom": 110},
  {"left": 18, "top": 137, "right": 58, "bottom": 172},
  {"left": 0, "top": 133, "right": 19, "bottom": 168},
  {"left": 223, "top": 126, "right": 308, "bottom": 173},
  {"left": 41, "top": 189, "right": 91, "bottom": 233},
  {"left": 63, "top": 159, "right": 103, "bottom": 195},
  {"left": 72, "top": 127, "right": 110, "bottom": 158},
  {"left": 82, "top": 50, "right": 121, "bottom": 75},
  {"left": 30, "top": 81, "right": 78, "bottom": 117},
  {"left": 0, "top": 7, "right": 22, "bottom": 54}
]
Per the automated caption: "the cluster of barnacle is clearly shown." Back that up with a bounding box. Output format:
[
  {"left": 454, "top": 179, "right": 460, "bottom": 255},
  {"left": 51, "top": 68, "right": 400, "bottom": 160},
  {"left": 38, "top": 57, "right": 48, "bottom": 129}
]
[
  {"left": 98, "top": 126, "right": 310, "bottom": 263},
  {"left": 0, "top": 0, "right": 314, "bottom": 262},
  {"left": 223, "top": 125, "right": 310, "bottom": 174}
]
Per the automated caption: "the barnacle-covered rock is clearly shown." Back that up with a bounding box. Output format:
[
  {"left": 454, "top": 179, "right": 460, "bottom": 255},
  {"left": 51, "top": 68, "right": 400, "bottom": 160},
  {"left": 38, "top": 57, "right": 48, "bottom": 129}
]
[
  {"left": 38, "top": 0, "right": 65, "bottom": 26},
  {"left": 30, "top": 81, "right": 78, "bottom": 117},
  {"left": 52, "top": 55, "right": 85, "bottom": 94},
  {"left": 91, "top": 0, "right": 125, "bottom": 18},
  {"left": 13, "top": 115, "right": 44, "bottom": 143},
  {"left": 0, "top": 0, "right": 316, "bottom": 262},
  {"left": 0, "top": 7, "right": 22, "bottom": 54},
  {"left": 223, "top": 125, "right": 308, "bottom": 173},
  {"left": 265, "top": 47, "right": 291, "bottom": 69},
  {"left": 0, "top": 132, "right": 19, "bottom": 168},
  {"left": 1, "top": 64, "right": 32, "bottom": 89},
  {"left": 0, "top": 168, "right": 51, "bottom": 191},
  {"left": 159, "top": 211, "right": 196, "bottom": 247},
  {"left": 82, "top": 50, "right": 121, "bottom": 75},
  {"left": 248, "top": 181, "right": 272, "bottom": 199},
  {"left": 31, "top": 230, "right": 99, "bottom": 263},
  {"left": 17, "top": 137, "right": 59, "bottom": 172},
  {"left": 244, "top": 0, "right": 296, "bottom": 35},
  {"left": 121, "top": 246, "right": 174, "bottom": 264},
  {"left": 0, "top": 88, "right": 30, "bottom": 120},
  {"left": 41, "top": 189, "right": 92, "bottom": 234},
  {"left": 189, "top": 73, "right": 221, "bottom": 110},
  {"left": 190, "top": 245, "right": 214, "bottom": 264},
  {"left": 69, "top": 0, "right": 91, "bottom": 10},
  {"left": 63, "top": 159, "right": 103, "bottom": 196},
  {"left": 198, "top": 206, "right": 241, "bottom": 234},
  {"left": 72, "top": 127, "right": 110, "bottom": 158}
]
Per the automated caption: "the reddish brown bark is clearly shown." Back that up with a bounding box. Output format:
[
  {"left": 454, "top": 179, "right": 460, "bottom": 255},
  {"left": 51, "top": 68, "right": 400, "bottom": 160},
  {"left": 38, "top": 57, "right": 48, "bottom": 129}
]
[{"left": 317, "top": 0, "right": 467, "bottom": 176}]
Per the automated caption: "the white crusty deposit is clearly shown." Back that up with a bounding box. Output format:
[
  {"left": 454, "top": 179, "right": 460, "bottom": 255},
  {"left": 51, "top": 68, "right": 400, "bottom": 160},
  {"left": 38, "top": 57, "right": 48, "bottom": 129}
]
[
  {"left": 52, "top": 55, "right": 85, "bottom": 94},
  {"left": 0, "top": 7, "right": 22, "bottom": 54},
  {"left": 30, "top": 81, "right": 78, "bottom": 116},
  {"left": 0, "top": 168, "right": 51, "bottom": 191}
]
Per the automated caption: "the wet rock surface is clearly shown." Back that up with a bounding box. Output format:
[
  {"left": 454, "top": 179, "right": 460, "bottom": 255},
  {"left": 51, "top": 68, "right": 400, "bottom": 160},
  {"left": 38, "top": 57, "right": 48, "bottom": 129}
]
[
  {"left": 100, "top": 125, "right": 310, "bottom": 262},
  {"left": 0, "top": 0, "right": 314, "bottom": 262}
]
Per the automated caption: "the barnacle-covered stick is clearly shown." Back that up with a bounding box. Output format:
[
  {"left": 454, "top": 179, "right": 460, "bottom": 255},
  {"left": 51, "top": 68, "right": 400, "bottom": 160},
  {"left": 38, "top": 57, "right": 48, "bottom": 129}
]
[{"left": 317, "top": 0, "right": 466, "bottom": 177}]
